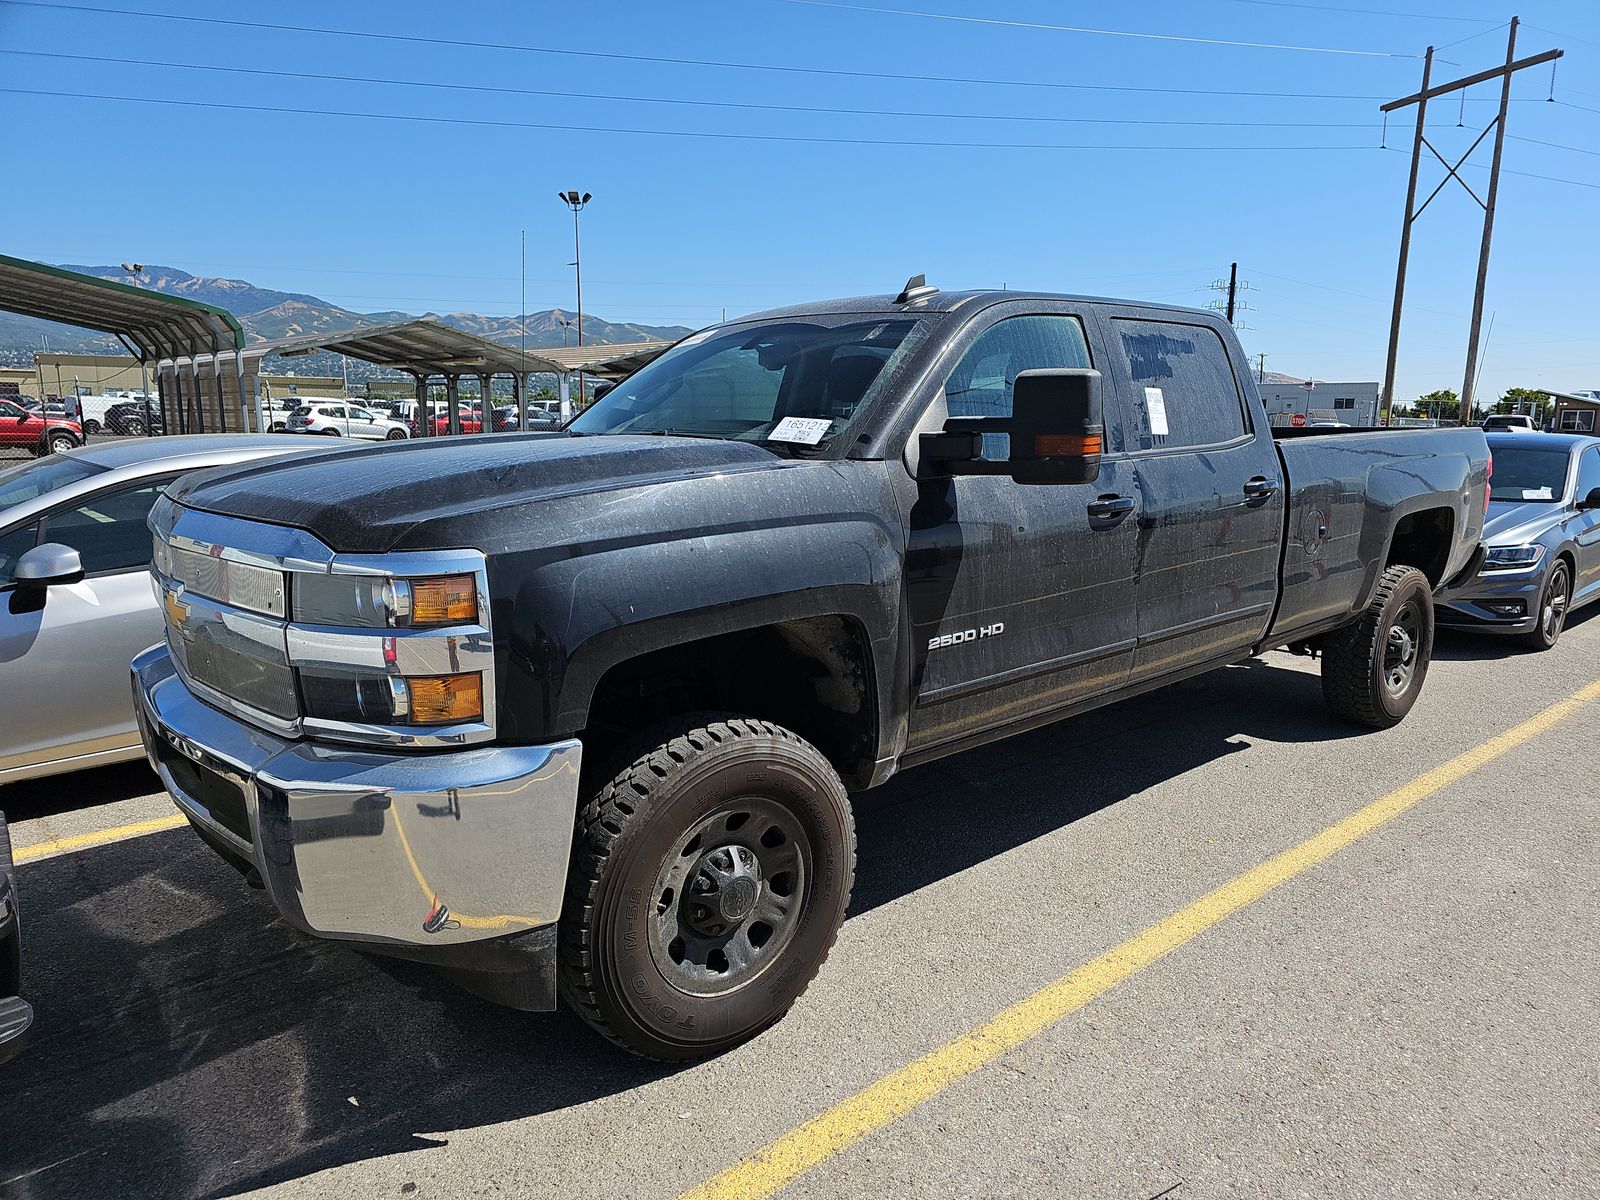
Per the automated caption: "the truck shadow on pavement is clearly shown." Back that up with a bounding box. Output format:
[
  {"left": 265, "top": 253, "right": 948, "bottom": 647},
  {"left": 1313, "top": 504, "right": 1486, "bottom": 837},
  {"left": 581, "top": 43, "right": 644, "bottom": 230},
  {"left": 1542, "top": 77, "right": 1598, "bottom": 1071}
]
[{"left": 0, "top": 655, "right": 1358, "bottom": 1200}]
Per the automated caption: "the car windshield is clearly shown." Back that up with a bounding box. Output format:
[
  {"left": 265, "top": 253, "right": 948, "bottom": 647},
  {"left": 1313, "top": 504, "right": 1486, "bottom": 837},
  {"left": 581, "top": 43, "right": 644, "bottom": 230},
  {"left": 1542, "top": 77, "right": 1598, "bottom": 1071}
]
[
  {"left": 0, "top": 454, "right": 107, "bottom": 508},
  {"left": 568, "top": 316, "right": 926, "bottom": 448},
  {"left": 1488, "top": 446, "right": 1571, "bottom": 503}
]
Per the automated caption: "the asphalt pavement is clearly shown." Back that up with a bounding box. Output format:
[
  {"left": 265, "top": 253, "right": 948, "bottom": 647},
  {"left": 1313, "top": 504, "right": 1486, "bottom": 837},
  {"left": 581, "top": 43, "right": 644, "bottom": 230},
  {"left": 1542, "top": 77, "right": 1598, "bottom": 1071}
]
[{"left": 1, "top": 615, "right": 1596, "bottom": 1200}]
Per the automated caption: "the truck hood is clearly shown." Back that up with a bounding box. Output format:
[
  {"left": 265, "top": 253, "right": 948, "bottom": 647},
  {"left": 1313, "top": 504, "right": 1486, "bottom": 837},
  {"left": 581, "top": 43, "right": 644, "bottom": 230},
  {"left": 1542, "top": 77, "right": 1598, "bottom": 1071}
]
[
  {"left": 168, "top": 433, "right": 792, "bottom": 553},
  {"left": 1483, "top": 499, "right": 1567, "bottom": 546}
]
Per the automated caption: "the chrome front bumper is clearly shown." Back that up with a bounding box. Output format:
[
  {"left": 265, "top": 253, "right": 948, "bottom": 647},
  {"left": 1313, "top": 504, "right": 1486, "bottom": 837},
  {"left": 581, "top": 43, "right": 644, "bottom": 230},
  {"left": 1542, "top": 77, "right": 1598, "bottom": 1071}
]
[{"left": 132, "top": 643, "right": 582, "bottom": 952}]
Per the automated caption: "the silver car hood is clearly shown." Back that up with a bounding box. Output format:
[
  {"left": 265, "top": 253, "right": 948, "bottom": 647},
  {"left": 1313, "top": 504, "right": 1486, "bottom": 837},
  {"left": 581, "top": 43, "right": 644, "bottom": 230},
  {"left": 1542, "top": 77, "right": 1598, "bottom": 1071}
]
[{"left": 1483, "top": 499, "right": 1567, "bottom": 546}]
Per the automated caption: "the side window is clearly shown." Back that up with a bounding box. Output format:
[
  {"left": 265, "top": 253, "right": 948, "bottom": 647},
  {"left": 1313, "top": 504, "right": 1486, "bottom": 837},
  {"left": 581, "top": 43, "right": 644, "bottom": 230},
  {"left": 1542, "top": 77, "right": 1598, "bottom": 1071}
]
[
  {"left": 0, "top": 522, "right": 40, "bottom": 589},
  {"left": 0, "top": 402, "right": 24, "bottom": 419},
  {"left": 943, "top": 315, "right": 1092, "bottom": 459},
  {"left": 1115, "top": 319, "right": 1248, "bottom": 451},
  {"left": 39, "top": 480, "right": 171, "bottom": 577},
  {"left": 1577, "top": 448, "right": 1600, "bottom": 503},
  {"left": 350, "top": 408, "right": 373, "bottom": 421}
]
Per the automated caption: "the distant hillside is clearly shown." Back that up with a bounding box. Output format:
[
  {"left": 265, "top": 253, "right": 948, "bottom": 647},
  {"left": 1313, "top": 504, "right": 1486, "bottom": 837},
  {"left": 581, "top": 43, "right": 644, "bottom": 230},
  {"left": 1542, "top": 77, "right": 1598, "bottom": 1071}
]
[{"left": 0, "top": 264, "right": 692, "bottom": 370}]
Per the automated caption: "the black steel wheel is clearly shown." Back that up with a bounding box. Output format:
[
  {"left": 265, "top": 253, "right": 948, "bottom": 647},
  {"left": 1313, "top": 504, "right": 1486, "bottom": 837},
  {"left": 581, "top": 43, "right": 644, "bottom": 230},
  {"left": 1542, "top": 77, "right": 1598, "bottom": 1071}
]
[
  {"left": 1322, "top": 564, "right": 1434, "bottom": 728},
  {"left": 560, "top": 714, "right": 855, "bottom": 1060},
  {"left": 1517, "top": 559, "right": 1570, "bottom": 651}
]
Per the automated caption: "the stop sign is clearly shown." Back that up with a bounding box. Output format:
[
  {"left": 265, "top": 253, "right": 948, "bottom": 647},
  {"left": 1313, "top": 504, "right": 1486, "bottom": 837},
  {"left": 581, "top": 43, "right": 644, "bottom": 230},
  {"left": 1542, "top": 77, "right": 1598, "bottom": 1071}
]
[{"left": 1290, "top": 412, "right": 1307, "bottom": 428}]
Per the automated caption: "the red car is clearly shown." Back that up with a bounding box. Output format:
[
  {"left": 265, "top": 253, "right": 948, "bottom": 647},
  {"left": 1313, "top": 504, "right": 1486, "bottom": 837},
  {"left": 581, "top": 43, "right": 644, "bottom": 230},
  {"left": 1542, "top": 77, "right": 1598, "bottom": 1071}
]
[
  {"left": 0, "top": 399, "right": 82, "bottom": 456},
  {"left": 428, "top": 406, "right": 485, "bottom": 436}
]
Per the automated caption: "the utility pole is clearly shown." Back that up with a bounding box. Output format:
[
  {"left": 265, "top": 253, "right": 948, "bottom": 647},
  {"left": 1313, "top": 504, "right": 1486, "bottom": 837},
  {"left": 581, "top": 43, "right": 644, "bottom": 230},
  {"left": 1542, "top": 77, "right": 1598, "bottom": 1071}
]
[
  {"left": 1256, "top": 353, "right": 1267, "bottom": 383},
  {"left": 1207, "top": 263, "right": 1248, "bottom": 325},
  {"left": 1378, "top": 19, "right": 1561, "bottom": 426}
]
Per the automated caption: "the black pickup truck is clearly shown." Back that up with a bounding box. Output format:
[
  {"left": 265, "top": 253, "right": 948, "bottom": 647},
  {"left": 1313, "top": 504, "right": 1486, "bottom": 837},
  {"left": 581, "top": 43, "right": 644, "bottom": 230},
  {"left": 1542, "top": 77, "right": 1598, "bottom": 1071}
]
[{"left": 130, "top": 281, "right": 1488, "bottom": 1059}]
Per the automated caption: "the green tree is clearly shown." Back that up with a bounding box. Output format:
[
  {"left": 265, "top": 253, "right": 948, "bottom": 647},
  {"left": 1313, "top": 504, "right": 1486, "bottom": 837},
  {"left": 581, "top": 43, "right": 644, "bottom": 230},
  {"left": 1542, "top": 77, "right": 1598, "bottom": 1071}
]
[
  {"left": 1495, "top": 386, "right": 1547, "bottom": 417},
  {"left": 1416, "top": 388, "right": 1460, "bottom": 422}
]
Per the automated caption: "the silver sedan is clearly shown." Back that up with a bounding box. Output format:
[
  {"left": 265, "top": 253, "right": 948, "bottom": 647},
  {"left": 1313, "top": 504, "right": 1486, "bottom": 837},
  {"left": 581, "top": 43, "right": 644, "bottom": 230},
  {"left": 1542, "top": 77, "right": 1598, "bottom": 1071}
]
[{"left": 0, "top": 436, "right": 345, "bottom": 783}]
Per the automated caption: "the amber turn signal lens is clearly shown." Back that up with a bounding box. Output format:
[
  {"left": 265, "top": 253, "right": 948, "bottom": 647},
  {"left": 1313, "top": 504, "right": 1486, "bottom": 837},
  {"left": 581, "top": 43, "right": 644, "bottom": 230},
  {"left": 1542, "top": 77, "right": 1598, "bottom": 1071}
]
[
  {"left": 405, "top": 673, "right": 483, "bottom": 724},
  {"left": 409, "top": 575, "right": 478, "bottom": 625},
  {"left": 1032, "top": 433, "right": 1102, "bottom": 458}
]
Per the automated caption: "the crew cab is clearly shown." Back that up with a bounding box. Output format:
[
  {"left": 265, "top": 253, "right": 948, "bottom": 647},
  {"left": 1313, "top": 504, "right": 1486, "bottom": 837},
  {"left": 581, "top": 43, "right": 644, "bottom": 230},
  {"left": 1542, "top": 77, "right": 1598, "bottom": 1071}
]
[
  {"left": 0, "top": 399, "right": 81, "bottom": 456},
  {"left": 132, "top": 282, "right": 1488, "bottom": 1060}
]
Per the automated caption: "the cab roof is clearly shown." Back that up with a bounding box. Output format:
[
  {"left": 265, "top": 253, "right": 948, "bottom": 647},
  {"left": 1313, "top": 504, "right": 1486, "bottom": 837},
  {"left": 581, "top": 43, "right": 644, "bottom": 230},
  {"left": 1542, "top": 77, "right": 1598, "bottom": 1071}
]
[{"left": 736, "top": 287, "right": 1216, "bottom": 324}]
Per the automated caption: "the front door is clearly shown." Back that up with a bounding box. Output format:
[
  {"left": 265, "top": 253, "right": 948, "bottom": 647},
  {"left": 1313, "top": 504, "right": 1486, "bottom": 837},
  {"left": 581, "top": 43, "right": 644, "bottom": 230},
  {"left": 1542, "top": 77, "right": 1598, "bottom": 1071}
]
[
  {"left": 1570, "top": 445, "right": 1600, "bottom": 606},
  {"left": 905, "top": 309, "right": 1138, "bottom": 755},
  {"left": 1099, "top": 313, "right": 1286, "bottom": 683},
  {"left": 0, "top": 479, "right": 170, "bottom": 776}
]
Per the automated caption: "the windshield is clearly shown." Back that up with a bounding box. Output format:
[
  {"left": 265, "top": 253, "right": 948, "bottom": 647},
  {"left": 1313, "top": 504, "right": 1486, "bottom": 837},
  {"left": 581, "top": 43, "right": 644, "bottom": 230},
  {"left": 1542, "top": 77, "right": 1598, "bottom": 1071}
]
[
  {"left": 1488, "top": 446, "right": 1571, "bottom": 503},
  {"left": 1483, "top": 416, "right": 1528, "bottom": 428},
  {"left": 0, "top": 454, "right": 106, "bottom": 508},
  {"left": 568, "top": 317, "right": 925, "bottom": 448}
]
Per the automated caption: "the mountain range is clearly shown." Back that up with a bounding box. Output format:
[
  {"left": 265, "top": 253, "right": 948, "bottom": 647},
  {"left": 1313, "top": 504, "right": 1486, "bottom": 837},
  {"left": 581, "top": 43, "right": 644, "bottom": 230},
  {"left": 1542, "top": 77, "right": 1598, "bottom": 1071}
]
[{"left": 0, "top": 265, "right": 694, "bottom": 376}]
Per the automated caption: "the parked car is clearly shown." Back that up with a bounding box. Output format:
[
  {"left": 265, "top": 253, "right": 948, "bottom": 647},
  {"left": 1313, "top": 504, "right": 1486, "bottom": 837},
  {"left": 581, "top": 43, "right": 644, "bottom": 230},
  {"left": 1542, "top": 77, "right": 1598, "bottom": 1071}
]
[
  {"left": 0, "top": 436, "right": 346, "bottom": 784},
  {"left": 1482, "top": 413, "right": 1538, "bottom": 433},
  {"left": 428, "top": 403, "right": 486, "bottom": 435},
  {"left": 0, "top": 399, "right": 81, "bottom": 456},
  {"left": 105, "top": 398, "right": 165, "bottom": 436},
  {"left": 1436, "top": 431, "right": 1600, "bottom": 649},
  {"left": 134, "top": 282, "right": 1487, "bottom": 1060},
  {"left": 287, "top": 402, "right": 409, "bottom": 440},
  {"left": 0, "top": 811, "right": 27, "bottom": 1065}
]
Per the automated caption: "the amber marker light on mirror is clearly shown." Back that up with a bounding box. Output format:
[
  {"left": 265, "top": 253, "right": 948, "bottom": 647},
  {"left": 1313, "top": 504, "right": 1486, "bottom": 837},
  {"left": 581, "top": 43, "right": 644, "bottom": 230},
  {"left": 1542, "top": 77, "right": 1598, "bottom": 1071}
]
[{"left": 1033, "top": 433, "right": 1102, "bottom": 457}]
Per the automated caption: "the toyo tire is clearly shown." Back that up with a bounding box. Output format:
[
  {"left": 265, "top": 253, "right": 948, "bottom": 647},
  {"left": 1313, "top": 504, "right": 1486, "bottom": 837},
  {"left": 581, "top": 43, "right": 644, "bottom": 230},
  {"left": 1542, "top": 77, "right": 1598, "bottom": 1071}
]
[
  {"left": 559, "top": 714, "right": 855, "bottom": 1060},
  {"left": 1321, "top": 564, "right": 1434, "bottom": 729}
]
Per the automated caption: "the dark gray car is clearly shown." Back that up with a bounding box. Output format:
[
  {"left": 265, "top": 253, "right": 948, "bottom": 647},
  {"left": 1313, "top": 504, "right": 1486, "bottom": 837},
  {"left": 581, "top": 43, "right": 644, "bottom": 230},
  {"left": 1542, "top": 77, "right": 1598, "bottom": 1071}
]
[{"left": 1436, "top": 432, "right": 1600, "bottom": 649}]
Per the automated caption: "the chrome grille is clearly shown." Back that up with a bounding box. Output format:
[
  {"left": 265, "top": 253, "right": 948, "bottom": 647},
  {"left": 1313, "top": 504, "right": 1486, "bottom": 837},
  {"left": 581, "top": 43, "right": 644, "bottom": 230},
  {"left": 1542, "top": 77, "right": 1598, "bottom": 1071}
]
[
  {"left": 167, "top": 545, "right": 286, "bottom": 617},
  {"left": 164, "top": 592, "right": 299, "bottom": 720}
]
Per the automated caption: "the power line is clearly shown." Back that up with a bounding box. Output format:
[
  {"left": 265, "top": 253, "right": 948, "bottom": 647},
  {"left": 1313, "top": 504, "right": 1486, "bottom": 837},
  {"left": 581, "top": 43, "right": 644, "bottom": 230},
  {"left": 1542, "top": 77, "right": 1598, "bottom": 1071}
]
[
  {"left": 0, "top": 50, "right": 1377, "bottom": 129},
  {"left": 1507, "top": 133, "right": 1600, "bottom": 159},
  {"left": 0, "top": 87, "right": 1383, "bottom": 153},
  {"left": 0, "top": 1, "right": 1392, "bottom": 99},
  {"left": 781, "top": 0, "right": 1418, "bottom": 56},
  {"left": 1379, "top": 145, "right": 1600, "bottom": 192},
  {"left": 1211, "top": 0, "right": 1497, "bottom": 23}
]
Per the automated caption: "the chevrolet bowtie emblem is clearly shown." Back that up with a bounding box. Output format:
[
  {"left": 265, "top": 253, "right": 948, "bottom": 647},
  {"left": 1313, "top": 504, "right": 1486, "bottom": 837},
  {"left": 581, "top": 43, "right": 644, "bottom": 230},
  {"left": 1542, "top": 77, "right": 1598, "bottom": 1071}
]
[{"left": 163, "top": 589, "right": 189, "bottom": 627}]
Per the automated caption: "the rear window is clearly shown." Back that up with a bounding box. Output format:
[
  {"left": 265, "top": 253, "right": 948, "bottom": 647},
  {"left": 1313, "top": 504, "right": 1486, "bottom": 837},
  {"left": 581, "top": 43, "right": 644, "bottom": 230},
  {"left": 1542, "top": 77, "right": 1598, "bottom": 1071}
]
[{"left": 1114, "top": 319, "right": 1249, "bottom": 450}]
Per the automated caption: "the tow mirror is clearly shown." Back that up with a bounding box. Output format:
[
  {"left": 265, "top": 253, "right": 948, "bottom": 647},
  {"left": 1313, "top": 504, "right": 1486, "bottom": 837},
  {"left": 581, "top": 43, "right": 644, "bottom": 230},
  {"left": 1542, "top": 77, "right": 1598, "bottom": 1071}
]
[
  {"left": 919, "top": 368, "right": 1104, "bottom": 486},
  {"left": 14, "top": 543, "right": 83, "bottom": 589}
]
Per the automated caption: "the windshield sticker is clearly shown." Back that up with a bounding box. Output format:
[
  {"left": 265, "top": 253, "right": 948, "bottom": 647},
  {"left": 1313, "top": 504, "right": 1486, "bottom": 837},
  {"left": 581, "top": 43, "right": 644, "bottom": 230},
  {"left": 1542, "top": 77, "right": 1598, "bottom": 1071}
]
[
  {"left": 770, "top": 416, "right": 832, "bottom": 445},
  {"left": 1522, "top": 486, "right": 1554, "bottom": 500},
  {"left": 1143, "top": 387, "right": 1169, "bottom": 436}
]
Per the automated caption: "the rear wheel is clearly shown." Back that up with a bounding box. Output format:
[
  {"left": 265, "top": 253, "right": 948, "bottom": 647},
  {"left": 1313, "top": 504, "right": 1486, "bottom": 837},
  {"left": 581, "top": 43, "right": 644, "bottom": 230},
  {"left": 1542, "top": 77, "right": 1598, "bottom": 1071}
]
[
  {"left": 385, "top": 427, "right": 408, "bottom": 440},
  {"left": 559, "top": 714, "right": 856, "bottom": 1060},
  {"left": 83, "top": 419, "right": 100, "bottom": 436},
  {"left": 1517, "top": 559, "right": 1569, "bottom": 651},
  {"left": 1321, "top": 564, "right": 1434, "bottom": 728},
  {"left": 322, "top": 428, "right": 342, "bottom": 437}
]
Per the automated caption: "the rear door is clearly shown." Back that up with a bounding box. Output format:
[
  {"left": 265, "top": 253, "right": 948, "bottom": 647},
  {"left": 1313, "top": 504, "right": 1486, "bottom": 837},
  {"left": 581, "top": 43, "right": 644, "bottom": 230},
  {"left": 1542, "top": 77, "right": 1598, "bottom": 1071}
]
[
  {"left": 1099, "top": 311, "right": 1286, "bottom": 684},
  {"left": 904, "top": 305, "right": 1140, "bottom": 754},
  {"left": 0, "top": 477, "right": 171, "bottom": 775}
]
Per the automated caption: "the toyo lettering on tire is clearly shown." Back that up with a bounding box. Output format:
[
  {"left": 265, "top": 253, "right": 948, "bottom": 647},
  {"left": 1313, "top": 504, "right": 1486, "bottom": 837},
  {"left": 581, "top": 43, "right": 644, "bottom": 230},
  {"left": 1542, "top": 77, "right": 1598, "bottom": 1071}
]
[{"left": 558, "top": 714, "right": 856, "bottom": 1060}]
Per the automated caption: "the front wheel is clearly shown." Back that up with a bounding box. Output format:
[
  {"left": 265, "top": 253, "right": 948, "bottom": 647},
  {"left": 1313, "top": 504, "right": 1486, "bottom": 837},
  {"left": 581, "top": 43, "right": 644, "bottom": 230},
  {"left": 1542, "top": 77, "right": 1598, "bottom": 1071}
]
[
  {"left": 1321, "top": 564, "right": 1434, "bottom": 728},
  {"left": 559, "top": 715, "right": 856, "bottom": 1060},
  {"left": 44, "top": 432, "right": 76, "bottom": 455},
  {"left": 1516, "top": 559, "right": 1569, "bottom": 651}
]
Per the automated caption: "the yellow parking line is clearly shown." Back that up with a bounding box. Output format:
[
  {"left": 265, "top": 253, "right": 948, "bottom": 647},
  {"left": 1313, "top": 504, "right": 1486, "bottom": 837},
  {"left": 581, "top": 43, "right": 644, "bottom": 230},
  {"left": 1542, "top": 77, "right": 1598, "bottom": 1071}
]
[
  {"left": 14, "top": 813, "right": 187, "bottom": 865},
  {"left": 679, "top": 678, "right": 1600, "bottom": 1200}
]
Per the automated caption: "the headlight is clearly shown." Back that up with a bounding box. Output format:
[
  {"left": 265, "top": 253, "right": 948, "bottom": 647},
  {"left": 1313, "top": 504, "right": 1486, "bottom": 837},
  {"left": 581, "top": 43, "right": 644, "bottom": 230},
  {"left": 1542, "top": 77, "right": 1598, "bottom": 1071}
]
[
  {"left": 299, "top": 670, "right": 484, "bottom": 726},
  {"left": 1483, "top": 544, "right": 1545, "bottom": 571},
  {"left": 292, "top": 572, "right": 479, "bottom": 628}
]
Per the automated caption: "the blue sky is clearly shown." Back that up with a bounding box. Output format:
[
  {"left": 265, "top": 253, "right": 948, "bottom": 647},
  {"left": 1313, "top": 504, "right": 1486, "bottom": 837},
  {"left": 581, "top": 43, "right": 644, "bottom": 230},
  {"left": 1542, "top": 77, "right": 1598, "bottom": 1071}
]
[{"left": 1, "top": 0, "right": 1596, "bottom": 403}]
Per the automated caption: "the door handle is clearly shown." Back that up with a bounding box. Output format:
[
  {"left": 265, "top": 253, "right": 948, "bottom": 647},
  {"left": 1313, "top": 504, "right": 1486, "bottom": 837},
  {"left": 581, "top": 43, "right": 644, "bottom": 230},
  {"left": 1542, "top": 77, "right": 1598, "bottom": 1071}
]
[
  {"left": 1087, "top": 495, "right": 1136, "bottom": 518},
  {"left": 1243, "top": 476, "right": 1280, "bottom": 498}
]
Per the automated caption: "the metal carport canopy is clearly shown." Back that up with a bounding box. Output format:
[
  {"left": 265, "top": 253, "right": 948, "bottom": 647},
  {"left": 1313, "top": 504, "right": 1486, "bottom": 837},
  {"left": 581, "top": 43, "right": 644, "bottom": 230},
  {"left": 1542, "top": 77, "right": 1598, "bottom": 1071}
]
[{"left": 0, "top": 253, "right": 245, "bottom": 362}]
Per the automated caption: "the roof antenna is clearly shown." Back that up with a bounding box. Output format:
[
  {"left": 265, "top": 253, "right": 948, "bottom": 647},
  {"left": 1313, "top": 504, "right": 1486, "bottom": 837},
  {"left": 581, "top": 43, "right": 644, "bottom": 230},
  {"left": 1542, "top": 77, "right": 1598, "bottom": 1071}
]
[{"left": 895, "top": 273, "right": 939, "bottom": 304}]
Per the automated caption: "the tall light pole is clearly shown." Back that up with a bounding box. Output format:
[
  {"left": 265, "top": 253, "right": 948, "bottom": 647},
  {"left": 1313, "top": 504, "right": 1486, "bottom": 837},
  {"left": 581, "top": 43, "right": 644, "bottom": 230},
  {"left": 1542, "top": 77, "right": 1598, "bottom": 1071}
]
[
  {"left": 558, "top": 190, "right": 591, "bottom": 412},
  {"left": 121, "top": 262, "right": 152, "bottom": 436},
  {"left": 557, "top": 317, "right": 575, "bottom": 348}
]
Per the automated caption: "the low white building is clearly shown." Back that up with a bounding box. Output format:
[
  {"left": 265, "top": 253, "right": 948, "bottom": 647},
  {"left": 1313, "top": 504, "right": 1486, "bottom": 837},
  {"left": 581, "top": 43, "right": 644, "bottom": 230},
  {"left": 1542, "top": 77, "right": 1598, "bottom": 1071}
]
[{"left": 1255, "top": 380, "right": 1381, "bottom": 427}]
